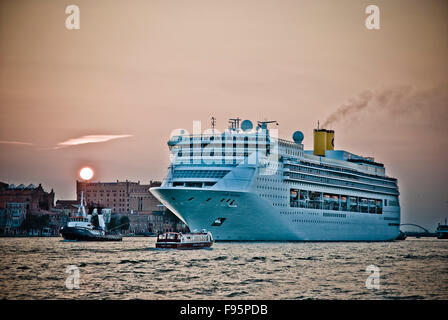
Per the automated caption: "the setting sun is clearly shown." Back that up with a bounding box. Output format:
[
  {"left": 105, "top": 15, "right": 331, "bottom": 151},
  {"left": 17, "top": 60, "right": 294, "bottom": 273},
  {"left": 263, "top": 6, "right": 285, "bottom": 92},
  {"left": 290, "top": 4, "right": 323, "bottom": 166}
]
[{"left": 79, "top": 167, "right": 94, "bottom": 181}]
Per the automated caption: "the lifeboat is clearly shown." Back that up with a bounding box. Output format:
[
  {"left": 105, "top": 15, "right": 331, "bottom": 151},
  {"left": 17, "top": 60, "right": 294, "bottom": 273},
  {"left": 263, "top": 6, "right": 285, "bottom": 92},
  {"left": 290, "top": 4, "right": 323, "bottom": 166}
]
[{"left": 156, "top": 230, "right": 214, "bottom": 249}]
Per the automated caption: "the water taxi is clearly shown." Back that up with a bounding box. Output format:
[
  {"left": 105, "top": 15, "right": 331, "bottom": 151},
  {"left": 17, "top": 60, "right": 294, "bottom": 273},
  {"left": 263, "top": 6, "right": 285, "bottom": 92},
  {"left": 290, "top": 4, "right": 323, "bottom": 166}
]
[
  {"left": 156, "top": 230, "right": 214, "bottom": 249},
  {"left": 436, "top": 219, "right": 448, "bottom": 239}
]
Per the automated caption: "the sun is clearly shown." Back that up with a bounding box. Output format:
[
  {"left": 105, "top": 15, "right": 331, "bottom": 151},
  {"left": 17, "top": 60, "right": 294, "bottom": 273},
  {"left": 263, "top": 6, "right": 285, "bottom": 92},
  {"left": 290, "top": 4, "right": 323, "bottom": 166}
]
[{"left": 79, "top": 167, "right": 94, "bottom": 181}]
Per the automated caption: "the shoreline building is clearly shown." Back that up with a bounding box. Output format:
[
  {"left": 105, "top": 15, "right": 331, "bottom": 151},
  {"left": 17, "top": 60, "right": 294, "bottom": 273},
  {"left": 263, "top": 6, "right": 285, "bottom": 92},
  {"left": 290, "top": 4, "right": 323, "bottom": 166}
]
[
  {"left": 76, "top": 180, "right": 187, "bottom": 234},
  {"left": 0, "top": 182, "right": 58, "bottom": 235},
  {"left": 76, "top": 180, "right": 162, "bottom": 214}
]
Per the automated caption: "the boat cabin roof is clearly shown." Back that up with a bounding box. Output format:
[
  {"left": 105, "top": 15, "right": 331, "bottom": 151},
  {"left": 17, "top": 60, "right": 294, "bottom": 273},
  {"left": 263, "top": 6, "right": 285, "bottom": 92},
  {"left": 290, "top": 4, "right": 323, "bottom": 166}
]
[{"left": 70, "top": 216, "right": 89, "bottom": 221}]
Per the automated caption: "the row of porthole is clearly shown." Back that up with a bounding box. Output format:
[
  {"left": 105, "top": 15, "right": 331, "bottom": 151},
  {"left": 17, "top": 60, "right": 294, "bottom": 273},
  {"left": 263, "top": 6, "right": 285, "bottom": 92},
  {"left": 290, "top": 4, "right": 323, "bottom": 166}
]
[
  {"left": 258, "top": 194, "right": 287, "bottom": 207},
  {"left": 256, "top": 185, "right": 285, "bottom": 191},
  {"left": 169, "top": 196, "right": 234, "bottom": 204},
  {"left": 292, "top": 219, "right": 350, "bottom": 224},
  {"left": 273, "top": 203, "right": 287, "bottom": 207},
  {"left": 258, "top": 192, "right": 286, "bottom": 199},
  {"left": 280, "top": 212, "right": 319, "bottom": 216},
  {"left": 323, "top": 212, "right": 347, "bottom": 218}
]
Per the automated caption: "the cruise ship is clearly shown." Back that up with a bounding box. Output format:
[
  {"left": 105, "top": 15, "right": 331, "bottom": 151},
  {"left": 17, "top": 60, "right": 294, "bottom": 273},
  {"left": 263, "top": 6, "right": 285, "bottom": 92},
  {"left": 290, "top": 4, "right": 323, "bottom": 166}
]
[{"left": 150, "top": 118, "right": 401, "bottom": 241}]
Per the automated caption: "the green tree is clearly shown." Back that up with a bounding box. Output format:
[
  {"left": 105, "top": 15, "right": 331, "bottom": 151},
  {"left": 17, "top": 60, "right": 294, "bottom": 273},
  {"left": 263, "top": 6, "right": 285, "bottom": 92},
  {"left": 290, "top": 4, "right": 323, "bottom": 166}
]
[
  {"left": 90, "top": 214, "right": 99, "bottom": 228},
  {"left": 107, "top": 215, "right": 120, "bottom": 233},
  {"left": 120, "top": 216, "right": 130, "bottom": 232},
  {"left": 21, "top": 212, "right": 39, "bottom": 232},
  {"left": 37, "top": 215, "right": 50, "bottom": 228}
]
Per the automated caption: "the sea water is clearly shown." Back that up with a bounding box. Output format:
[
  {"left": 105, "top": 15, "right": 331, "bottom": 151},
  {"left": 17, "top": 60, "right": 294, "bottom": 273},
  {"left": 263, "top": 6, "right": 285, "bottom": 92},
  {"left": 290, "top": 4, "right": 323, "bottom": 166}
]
[{"left": 0, "top": 237, "right": 447, "bottom": 299}]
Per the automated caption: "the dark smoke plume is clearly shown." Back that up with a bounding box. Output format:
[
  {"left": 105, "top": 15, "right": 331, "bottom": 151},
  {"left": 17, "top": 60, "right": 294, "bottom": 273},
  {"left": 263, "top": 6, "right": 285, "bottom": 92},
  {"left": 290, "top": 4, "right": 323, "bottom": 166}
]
[{"left": 322, "top": 84, "right": 447, "bottom": 128}]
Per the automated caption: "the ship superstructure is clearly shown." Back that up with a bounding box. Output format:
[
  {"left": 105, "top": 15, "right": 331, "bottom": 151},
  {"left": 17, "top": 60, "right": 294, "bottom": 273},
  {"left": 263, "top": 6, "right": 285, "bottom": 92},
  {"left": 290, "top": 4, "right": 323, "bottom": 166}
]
[{"left": 150, "top": 118, "right": 401, "bottom": 241}]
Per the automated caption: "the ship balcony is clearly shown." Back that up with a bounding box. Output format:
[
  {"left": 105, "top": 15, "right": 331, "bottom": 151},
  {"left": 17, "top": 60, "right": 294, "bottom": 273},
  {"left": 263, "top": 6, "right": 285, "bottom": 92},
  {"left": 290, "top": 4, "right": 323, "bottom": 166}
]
[
  {"left": 290, "top": 200, "right": 383, "bottom": 214},
  {"left": 283, "top": 172, "right": 398, "bottom": 195}
]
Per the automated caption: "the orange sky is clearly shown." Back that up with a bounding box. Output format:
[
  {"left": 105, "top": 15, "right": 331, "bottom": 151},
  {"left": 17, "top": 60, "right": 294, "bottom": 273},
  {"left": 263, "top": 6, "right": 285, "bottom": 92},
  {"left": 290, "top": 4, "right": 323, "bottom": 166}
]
[{"left": 0, "top": 0, "right": 447, "bottom": 230}]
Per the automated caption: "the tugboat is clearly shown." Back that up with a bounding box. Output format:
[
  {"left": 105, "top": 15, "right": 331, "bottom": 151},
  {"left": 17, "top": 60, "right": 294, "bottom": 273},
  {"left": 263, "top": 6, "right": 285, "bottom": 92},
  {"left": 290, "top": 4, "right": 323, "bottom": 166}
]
[
  {"left": 60, "top": 192, "right": 122, "bottom": 241},
  {"left": 156, "top": 230, "right": 214, "bottom": 249},
  {"left": 436, "top": 218, "right": 448, "bottom": 239}
]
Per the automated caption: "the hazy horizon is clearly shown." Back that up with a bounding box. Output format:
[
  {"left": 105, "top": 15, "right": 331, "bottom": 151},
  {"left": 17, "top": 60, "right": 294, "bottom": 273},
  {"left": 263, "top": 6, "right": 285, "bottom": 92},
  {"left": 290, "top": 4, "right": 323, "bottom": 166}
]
[{"left": 1, "top": 0, "right": 447, "bottom": 231}]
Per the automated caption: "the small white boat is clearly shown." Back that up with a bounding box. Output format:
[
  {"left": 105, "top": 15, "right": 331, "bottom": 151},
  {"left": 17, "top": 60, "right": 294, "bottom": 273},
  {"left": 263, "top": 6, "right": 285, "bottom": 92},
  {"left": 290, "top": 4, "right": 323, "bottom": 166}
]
[{"left": 156, "top": 230, "right": 214, "bottom": 249}]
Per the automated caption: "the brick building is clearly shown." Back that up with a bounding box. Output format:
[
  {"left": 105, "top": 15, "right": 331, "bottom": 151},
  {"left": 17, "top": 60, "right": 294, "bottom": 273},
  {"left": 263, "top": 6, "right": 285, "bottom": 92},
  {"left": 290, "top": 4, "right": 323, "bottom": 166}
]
[
  {"left": 124, "top": 210, "right": 189, "bottom": 235},
  {"left": 0, "top": 182, "right": 56, "bottom": 235},
  {"left": 76, "top": 180, "right": 161, "bottom": 214},
  {"left": 54, "top": 200, "right": 79, "bottom": 216},
  {"left": 76, "top": 179, "right": 187, "bottom": 234}
]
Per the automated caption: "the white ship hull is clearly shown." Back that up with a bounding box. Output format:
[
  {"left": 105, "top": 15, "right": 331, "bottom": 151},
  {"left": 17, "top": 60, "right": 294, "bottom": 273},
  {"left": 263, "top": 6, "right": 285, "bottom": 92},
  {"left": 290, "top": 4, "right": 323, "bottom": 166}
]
[
  {"left": 153, "top": 119, "right": 401, "bottom": 241},
  {"left": 151, "top": 187, "right": 400, "bottom": 241}
]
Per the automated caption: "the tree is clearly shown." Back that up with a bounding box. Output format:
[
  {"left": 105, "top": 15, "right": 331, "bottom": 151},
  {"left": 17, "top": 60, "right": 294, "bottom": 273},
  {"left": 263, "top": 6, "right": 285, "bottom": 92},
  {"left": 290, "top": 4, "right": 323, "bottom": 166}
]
[
  {"left": 107, "top": 215, "right": 118, "bottom": 232},
  {"left": 37, "top": 215, "right": 50, "bottom": 229},
  {"left": 120, "top": 216, "right": 130, "bottom": 232},
  {"left": 21, "top": 212, "right": 39, "bottom": 232},
  {"left": 90, "top": 214, "right": 99, "bottom": 228}
]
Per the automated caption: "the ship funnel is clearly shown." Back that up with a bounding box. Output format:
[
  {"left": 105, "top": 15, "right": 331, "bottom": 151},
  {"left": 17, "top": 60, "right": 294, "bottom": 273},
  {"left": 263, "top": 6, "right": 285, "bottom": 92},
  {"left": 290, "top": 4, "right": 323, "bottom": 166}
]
[
  {"left": 313, "top": 126, "right": 335, "bottom": 156},
  {"left": 326, "top": 130, "right": 335, "bottom": 151}
]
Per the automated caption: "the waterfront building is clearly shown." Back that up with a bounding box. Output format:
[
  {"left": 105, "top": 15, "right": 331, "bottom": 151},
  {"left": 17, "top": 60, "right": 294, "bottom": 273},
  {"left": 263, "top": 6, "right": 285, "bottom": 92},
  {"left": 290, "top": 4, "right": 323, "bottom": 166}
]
[
  {"left": 76, "top": 180, "right": 187, "bottom": 234},
  {"left": 0, "top": 182, "right": 56, "bottom": 235},
  {"left": 54, "top": 200, "right": 79, "bottom": 216},
  {"left": 114, "top": 210, "right": 188, "bottom": 235},
  {"left": 76, "top": 180, "right": 162, "bottom": 214}
]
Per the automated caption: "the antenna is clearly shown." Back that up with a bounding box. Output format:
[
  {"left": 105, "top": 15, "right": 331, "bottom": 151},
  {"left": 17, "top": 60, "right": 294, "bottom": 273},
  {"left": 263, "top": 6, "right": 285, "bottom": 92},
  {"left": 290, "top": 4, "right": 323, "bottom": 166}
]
[
  {"left": 211, "top": 117, "right": 216, "bottom": 133},
  {"left": 257, "top": 120, "right": 278, "bottom": 130},
  {"left": 318, "top": 120, "right": 320, "bottom": 130},
  {"left": 228, "top": 118, "right": 241, "bottom": 131}
]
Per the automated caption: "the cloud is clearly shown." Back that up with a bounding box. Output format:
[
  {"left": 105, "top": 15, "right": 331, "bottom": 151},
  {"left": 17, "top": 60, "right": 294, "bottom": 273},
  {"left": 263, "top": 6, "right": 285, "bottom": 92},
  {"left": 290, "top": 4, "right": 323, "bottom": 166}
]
[
  {"left": 0, "top": 140, "right": 33, "bottom": 146},
  {"left": 55, "top": 134, "right": 133, "bottom": 149}
]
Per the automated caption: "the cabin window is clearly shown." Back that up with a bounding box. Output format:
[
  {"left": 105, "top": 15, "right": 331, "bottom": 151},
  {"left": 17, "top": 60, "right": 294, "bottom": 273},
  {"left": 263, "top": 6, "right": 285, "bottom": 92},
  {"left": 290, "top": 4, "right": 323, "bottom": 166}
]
[
  {"left": 185, "top": 182, "right": 202, "bottom": 188},
  {"left": 290, "top": 188, "right": 299, "bottom": 207},
  {"left": 211, "top": 218, "right": 226, "bottom": 226},
  {"left": 389, "top": 197, "right": 399, "bottom": 207},
  {"left": 204, "top": 182, "right": 216, "bottom": 187}
]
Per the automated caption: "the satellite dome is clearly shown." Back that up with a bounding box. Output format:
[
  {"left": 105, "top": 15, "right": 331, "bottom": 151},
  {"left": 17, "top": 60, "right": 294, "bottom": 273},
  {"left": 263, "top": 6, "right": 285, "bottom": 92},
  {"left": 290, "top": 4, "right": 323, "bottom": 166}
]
[
  {"left": 292, "top": 131, "right": 304, "bottom": 144},
  {"left": 241, "top": 120, "right": 253, "bottom": 131},
  {"left": 168, "top": 135, "right": 182, "bottom": 146}
]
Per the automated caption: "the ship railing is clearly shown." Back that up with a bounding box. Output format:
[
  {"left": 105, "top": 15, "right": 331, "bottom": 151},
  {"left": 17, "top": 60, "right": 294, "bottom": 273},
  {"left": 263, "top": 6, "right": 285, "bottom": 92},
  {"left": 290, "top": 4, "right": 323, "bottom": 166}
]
[{"left": 290, "top": 200, "right": 383, "bottom": 214}]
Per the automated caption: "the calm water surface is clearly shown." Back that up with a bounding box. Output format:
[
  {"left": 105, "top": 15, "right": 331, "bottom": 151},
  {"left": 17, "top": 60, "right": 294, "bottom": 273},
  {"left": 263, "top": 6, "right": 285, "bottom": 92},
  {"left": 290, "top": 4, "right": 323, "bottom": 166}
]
[{"left": 0, "top": 237, "right": 447, "bottom": 299}]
